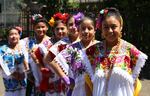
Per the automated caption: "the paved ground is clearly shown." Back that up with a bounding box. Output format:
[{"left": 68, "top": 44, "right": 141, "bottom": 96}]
[{"left": 0, "top": 77, "right": 150, "bottom": 96}]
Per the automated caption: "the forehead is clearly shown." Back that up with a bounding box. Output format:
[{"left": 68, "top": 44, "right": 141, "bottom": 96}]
[
  {"left": 34, "top": 22, "right": 47, "bottom": 27},
  {"left": 9, "top": 29, "right": 19, "bottom": 34},
  {"left": 103, "top": 16, "right": 120, "bottom": 25},
  {"left": 81, "top": 19, "right": 93, "bottom": 27},
  {"left": 68, "top": 17, "right": 75, "bottom": 23},
  {"left": 56, "top": 22, "right": 66, "bottom": 27}
]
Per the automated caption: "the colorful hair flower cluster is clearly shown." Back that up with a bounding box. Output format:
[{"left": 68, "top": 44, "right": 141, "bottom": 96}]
[
  {"left": 31, "top": 14, "right": 43, "bottom": 23},
  {"left": 96, "top": 9, "right": 109, "bottom": 30},
  {"left": 48, "top": 12, "right": 69, "bottom": 27},
  {"left": 73, "top": 12, "right": 85, "bottom": 27}
]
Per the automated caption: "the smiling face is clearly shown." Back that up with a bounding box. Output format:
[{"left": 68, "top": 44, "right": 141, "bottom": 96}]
[
  {"left": 54, "top": 22, "right": 68, "bottom": 40},
  {"left": 8, "top": 29, "right": 20, "bottom": 45},
  {"left": 67, "top": 17, "right": 78, "bottom": 37},
  {"left": 102, "top": 16, "right": 122, "bottom": 43},
  {"left": 34, "top": 22, "right": 48, "bottom": 38},
  {"left": 80, "top": 18, "right": 95, "bottom": 42}
]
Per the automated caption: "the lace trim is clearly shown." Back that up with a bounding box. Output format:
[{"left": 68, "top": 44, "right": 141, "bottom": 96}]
[
  {"left": 132, "top": 52, "right": 148, "bottom": 80},
  {"left": 54, "top": 53, "right": 69, "bottom": 75},
  {"left": 112, "top": 67, "right": 134, "bottom": 84}
]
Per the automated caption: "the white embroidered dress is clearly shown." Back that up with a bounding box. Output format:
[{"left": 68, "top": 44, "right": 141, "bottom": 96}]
[
  {"left": 53, "top": 42, "right": 94, "bottom": 96},
  {"left": 92, "top": 40, "right": 148, "bottom": 96}
]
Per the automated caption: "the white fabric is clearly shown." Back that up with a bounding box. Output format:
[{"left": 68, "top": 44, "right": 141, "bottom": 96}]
[
  {"left": 72, "top": 74, "right": 86, "bottom": 96},
  {"left": 54, "top": 53, "right": 69, "bottom": 75},
  {"left": 92, "top": 40, "right": 148, "bottom": 96},
  {"left": 4, "top": 88, "right": 26, "bottom": 96},
  {"left": 132, "top": 52, "right": 148, "bottom": 80},
  {"left": 93, "top": 68, "right": 134, "bottom": 96},
  {"left": 29, "top": 57, "right": 42, "bottom": 87},
  {"left": 0, "top": 55, "right": 11, "bottom": 76}
]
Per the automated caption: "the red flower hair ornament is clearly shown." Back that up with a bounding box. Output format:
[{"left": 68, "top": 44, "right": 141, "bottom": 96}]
[{"left": 48, "top": 12, "right": 69, "bottom": 27}]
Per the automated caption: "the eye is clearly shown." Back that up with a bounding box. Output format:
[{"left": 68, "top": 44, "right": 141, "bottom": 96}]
[
  {"left": 68, "top": 23, "right": 74, "bottom": 27},
  {"left": 61, "top": 27, "right": 65, "bottom": 30},
  {"left": 88, "top": 26, "right": 93, "bottom": 30},
  {"left": 111, "top": 25, "right": 117, "bottom": 30},
  {"left": 81, "top": 26, "right": 86, "bottom": 31},
  {"left": 103, "top": 25, "right": 109, "bottom": 29}
]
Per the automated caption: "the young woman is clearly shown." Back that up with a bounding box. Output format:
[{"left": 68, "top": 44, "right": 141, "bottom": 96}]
[
  {"left": 21, "top": 14, "right": 53, "bottom": 96},
  {"left": 0, "top": 26, "right": 29, "bottom": 96},
  {"left": 92, "top": 7, "right": 148, "bottom": 96},
  {"left": 46, "top": 17, "right": 99, "bottom": 96}
]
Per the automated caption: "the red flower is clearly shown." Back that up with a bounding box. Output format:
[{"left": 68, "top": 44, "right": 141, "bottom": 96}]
[{"left": 53, "top": 12, "right": 69, "bottom": 23}]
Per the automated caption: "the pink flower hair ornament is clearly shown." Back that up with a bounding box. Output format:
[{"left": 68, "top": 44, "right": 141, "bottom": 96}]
[
  {"left": 96, "top": 9, "right": 108, "bottom": 30},
  {"left": 31, "top": 14, "right": 43, "bottom": 23}
]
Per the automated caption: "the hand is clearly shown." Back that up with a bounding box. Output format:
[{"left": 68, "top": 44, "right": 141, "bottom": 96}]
[{"left": 62, "top": 76, "right": 70, "bottom": 85}]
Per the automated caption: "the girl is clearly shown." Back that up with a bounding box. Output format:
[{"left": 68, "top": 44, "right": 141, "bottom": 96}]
[
  {"left": 92, "top": 7, "right": 148, "bottom": 96},
  {"left": 0, "top": 26, "right": 29, "bottom": 96},
  {"left": 22, "top": 14, "right": 53, "bottom": 96}
]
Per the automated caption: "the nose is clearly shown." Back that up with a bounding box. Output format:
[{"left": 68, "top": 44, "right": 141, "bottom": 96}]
[
  {"left": 84, "top": 28, "right": 89, "bottom": 33},
  {"left": 108, "top": 27, "right": 113, "bottom": 33},
  {"left": 58, "top": 29, "right": 63, "bottom": 33},
  {"left": 38, "top": 27, "right": 43, "bottom": 31}
]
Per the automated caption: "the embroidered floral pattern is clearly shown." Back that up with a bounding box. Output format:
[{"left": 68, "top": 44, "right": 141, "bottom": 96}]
[
  {"left": 94, "top": 40, "right": 140, "bottom": 75},
  {"left": 60, "top": 42, "right": 87, "bottom": 78}
]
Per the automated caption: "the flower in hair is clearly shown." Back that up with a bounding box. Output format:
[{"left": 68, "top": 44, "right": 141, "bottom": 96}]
[
  {"left": 48, "top": 17, "right": 55, "bottom": 27},
  {"left": 15, "top": 26, "right": 22, "bottom": 36},
  {"left": 49, "top": 12, "right": 69, "bottom": 27},
  {"left": 96, "top": 9, "right": 108, "bottom": 30},
  {"left": 31, "top": 14, "right": 43, "bottom": 23},
  {"left": 100, "top": 9, "right": 105, "bottom": 14},
  {"left": 15, "top": 26, "right": 22, "bottom": 33},
  {"left": 100, "top": 9, "right": 108, "bottom": 15},
  {"left": 73, "top": 12, "right": 84, "bottom": 27}
]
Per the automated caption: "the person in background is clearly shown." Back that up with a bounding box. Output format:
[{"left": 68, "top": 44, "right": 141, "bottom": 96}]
[
  {"left": 0, "top": 26, "right": 29, "bottom": 96},
  {"left": 92, "top": 7, "right": 148, "bottom": 96}
]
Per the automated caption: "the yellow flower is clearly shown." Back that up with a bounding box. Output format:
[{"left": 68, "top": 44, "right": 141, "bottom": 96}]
[{"left": 48, "top": 17, "right": 55, "bottom": 27}]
